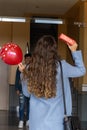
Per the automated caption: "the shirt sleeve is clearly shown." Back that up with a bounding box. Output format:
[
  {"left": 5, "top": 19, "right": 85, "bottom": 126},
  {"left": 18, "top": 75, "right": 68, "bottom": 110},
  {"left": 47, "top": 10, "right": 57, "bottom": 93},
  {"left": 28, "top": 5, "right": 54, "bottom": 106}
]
[
  {"left": 62, "top": 50, "right": 86, "bottom": 78},
  {"left": 20, "top": 73, "right": 30, "bottom": 97},
  {"left": 15, "top": 67, "right": 22, "bottom": 91}
]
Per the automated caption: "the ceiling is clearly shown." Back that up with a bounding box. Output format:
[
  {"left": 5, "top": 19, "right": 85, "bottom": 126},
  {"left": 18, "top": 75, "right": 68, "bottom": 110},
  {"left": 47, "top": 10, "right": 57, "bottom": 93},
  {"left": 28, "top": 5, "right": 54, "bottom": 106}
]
[{"left": 0, "top": 0, "right": 79, "bottom": 17}]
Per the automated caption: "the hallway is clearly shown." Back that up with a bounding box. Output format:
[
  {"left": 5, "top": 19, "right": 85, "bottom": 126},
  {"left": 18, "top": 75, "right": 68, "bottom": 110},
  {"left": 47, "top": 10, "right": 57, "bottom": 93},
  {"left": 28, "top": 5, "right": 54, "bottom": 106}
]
[{"left": 0, "top": 110, "right": 28, "bottom": 130}]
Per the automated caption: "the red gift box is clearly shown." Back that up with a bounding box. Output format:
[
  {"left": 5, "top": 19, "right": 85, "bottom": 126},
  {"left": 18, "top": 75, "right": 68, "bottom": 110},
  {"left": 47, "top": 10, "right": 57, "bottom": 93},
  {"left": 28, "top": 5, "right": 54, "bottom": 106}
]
[{"left": 58, "top": 33, "right": 75, "bottom": 46}]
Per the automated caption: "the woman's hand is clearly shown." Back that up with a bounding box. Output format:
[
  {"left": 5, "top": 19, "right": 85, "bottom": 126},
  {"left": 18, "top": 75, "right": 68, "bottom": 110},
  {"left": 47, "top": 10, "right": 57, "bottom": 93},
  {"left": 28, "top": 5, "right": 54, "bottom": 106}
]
[
  {"left": 18, "top": 63, "right": 26, "bottom": 72},
  {"left": 67, "top": 41, "right": 78, "bottom": 52}
]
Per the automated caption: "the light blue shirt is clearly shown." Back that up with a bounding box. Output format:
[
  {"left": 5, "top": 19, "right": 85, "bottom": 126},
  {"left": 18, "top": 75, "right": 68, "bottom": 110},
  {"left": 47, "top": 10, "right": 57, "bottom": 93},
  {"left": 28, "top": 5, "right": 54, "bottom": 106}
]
[{"left": 20, "top": 50, "right": 86, "bottom": 130}]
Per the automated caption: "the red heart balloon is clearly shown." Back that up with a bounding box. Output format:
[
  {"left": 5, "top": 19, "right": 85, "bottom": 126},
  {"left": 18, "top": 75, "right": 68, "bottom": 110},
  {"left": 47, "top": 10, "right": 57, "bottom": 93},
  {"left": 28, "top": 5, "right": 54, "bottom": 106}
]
[{"left": 0, "top": 43, "right": 23, "bottom": 65}]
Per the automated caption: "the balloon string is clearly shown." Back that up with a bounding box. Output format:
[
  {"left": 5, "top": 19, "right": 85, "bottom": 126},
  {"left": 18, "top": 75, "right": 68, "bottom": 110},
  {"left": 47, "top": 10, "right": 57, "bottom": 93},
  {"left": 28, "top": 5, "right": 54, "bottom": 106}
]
[{"left": 0, "top": 46, "right": 2, "bottom": 57}]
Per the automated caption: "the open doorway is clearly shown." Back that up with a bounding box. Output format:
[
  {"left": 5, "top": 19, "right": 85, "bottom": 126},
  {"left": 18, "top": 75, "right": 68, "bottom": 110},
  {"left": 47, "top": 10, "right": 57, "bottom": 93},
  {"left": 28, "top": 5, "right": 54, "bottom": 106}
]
[{"left": 30, "top": 23, "right": 58, "bottom": 52}]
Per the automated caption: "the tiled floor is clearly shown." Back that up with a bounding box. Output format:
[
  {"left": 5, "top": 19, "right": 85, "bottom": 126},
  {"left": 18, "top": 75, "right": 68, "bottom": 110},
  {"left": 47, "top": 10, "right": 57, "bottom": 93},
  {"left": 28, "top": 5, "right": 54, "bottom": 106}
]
[
  {"left": 0, "top": 110, "right": 29, "bottom": 130},
  {"left": 0, "top": 110, "right": 87, "bottom": 130}
]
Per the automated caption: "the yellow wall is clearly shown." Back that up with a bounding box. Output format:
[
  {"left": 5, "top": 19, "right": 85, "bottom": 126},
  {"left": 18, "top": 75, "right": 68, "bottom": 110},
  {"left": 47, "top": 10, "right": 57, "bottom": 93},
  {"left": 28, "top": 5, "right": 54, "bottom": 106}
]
[
  {"left": 78, "top": 2, "right": 87, "bottom": 91},
  {"left": 62, "top": 1, "right": 87, "bottom": 92},
  {"left": 79, "top": 2, "right": 87, "bottom": 84},
  {"left": 8, "top": 22, "right": 30, "bottom": 84}
]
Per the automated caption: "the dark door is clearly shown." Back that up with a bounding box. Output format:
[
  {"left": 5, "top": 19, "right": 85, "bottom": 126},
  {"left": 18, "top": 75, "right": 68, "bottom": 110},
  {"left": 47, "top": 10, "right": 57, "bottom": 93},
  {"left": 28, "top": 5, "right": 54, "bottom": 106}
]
[{"left": 30, "top": 23, "right": 58, "bottom": 52}]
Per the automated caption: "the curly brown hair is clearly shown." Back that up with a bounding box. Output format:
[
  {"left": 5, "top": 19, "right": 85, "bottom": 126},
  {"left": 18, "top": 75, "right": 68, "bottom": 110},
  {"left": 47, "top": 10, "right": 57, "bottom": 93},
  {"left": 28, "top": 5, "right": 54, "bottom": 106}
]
[{"left": 27, "top": 35, "right": 59, "bottom": 98}]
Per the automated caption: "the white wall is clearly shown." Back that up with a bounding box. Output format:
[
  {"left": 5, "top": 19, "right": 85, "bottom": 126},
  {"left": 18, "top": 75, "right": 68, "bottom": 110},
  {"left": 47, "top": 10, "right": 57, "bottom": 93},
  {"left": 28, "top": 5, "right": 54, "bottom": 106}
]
[{"left": 0, "top": 59, "right": 9, "bottom": 110}]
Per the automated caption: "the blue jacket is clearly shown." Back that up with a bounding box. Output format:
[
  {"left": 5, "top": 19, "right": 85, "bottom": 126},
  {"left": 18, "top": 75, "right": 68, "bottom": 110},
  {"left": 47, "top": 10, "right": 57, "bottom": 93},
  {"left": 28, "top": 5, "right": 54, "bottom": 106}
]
[
  {"left": 15, "top": 67, "right": 22, "bottom": 92},
  {"left": 20, "top": 50, "right": 86, "bottom": 130}
]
